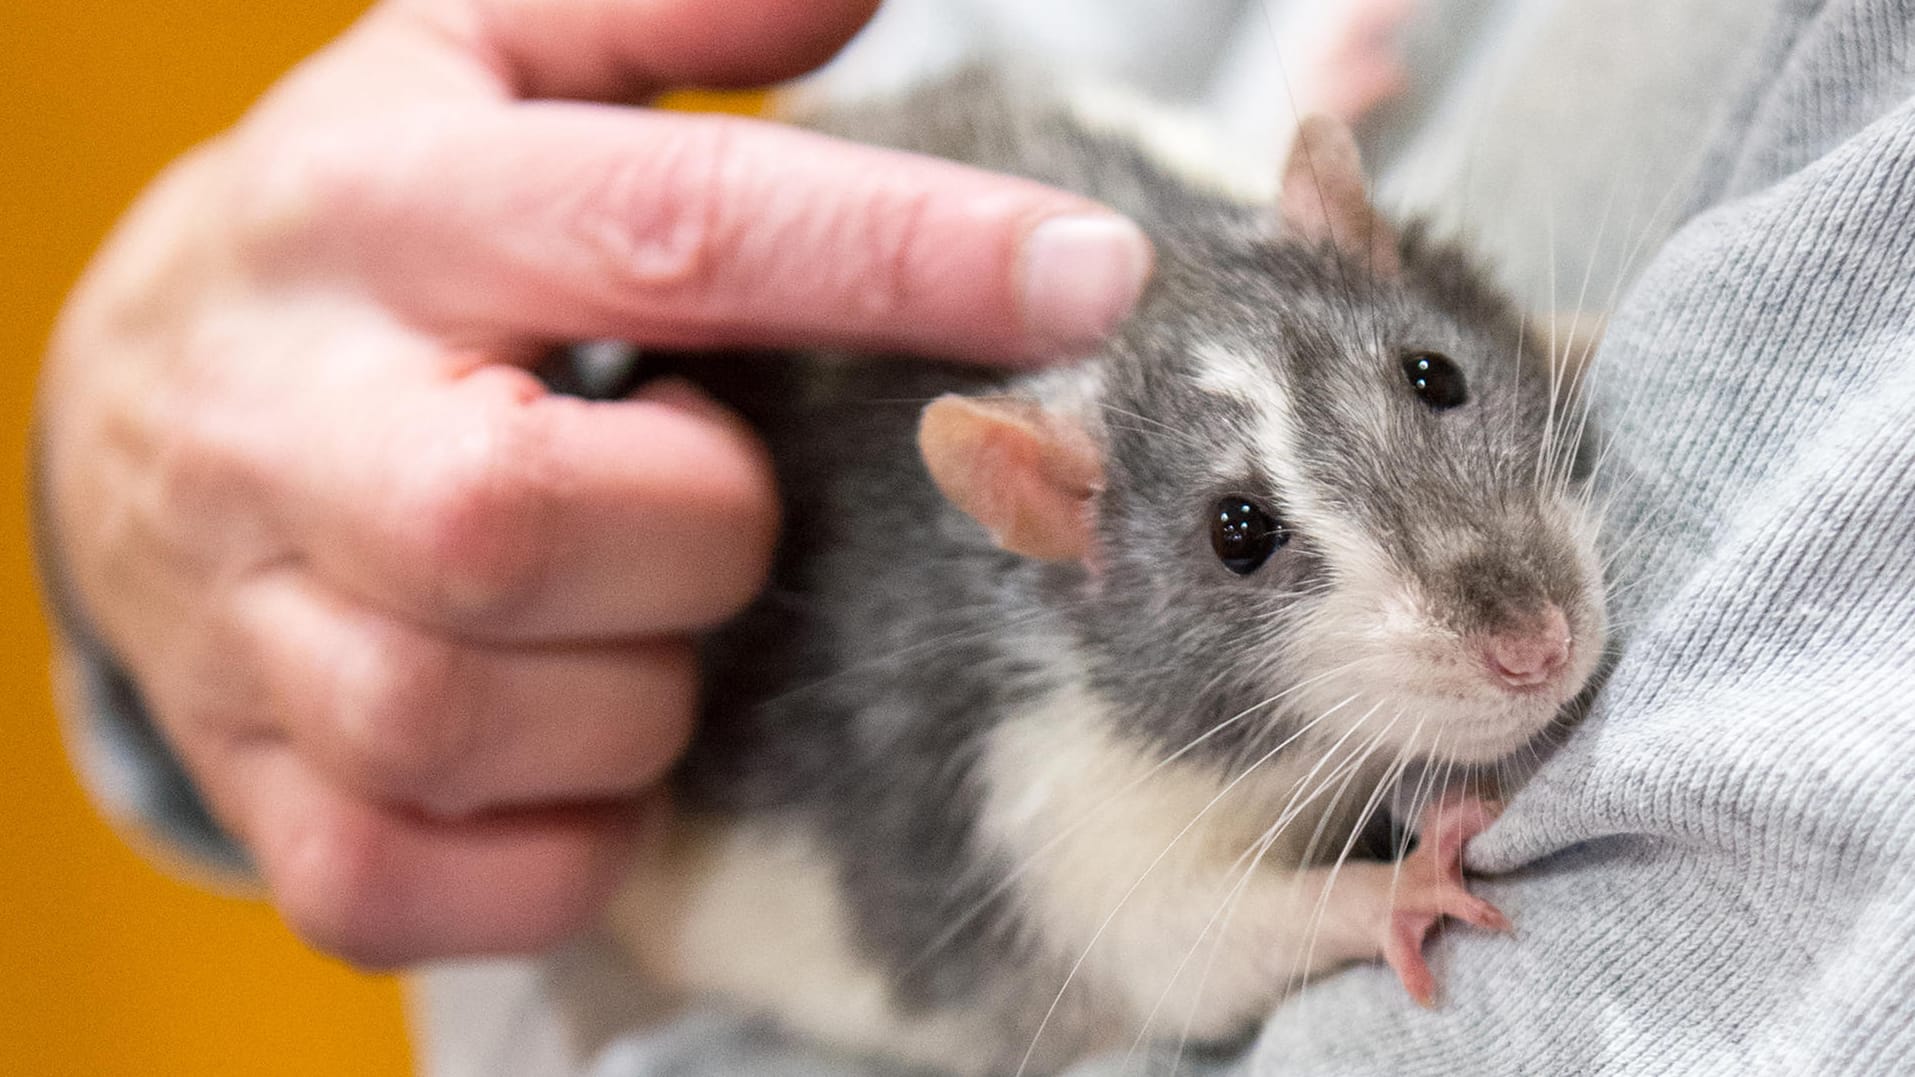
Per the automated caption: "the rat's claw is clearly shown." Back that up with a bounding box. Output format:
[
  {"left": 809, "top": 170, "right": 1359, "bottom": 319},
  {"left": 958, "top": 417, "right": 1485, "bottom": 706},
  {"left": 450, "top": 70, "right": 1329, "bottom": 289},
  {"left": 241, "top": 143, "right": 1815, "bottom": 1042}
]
[
  {"left": 1449, "top": 890, "right": 1515, "bottom": 935},
  {"left": 1384, "top": 909, "right": 1441, "bottom": 1007},
  {"left": 1379, "top": 792, "right": 1510, "bottom": 1006}
]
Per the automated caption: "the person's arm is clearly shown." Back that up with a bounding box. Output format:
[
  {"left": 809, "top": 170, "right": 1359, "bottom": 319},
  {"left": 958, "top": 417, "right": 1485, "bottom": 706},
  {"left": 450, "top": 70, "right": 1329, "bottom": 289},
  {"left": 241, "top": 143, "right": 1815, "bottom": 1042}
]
[{"left": 31, "top": 0, "right": 1152, "bottom": 967}]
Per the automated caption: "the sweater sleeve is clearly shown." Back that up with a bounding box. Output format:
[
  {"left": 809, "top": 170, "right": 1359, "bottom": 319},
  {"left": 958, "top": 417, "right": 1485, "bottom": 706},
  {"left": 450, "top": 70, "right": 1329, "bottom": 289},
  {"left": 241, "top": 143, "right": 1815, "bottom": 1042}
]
[{"left": 51, "top": 637, "right": 254, "bottom": 882}]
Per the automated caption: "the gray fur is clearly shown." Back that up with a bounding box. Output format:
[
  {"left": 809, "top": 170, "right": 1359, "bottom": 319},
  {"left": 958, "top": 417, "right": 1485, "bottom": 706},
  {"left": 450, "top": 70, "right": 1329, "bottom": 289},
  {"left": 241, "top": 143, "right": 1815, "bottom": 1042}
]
[{"left": 658, "top": 71, "right": 1598, "bottom": 1064}]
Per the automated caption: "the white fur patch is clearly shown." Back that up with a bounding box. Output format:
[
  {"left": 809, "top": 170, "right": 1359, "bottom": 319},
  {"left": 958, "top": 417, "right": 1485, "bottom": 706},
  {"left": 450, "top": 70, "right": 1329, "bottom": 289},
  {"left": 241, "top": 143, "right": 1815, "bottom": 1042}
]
[
  {"left": 975, "top": 676, "right": 1396, "bottom": 1039},
  {"left": 1191, "top": 341, "right": 1272, "bottom": 405},
  {"left": 611, "top": 820, "right": 1001, "bottom": 1074},
  {"left": 1225, "top": 344, "right": 1384, "bottom": 570}
]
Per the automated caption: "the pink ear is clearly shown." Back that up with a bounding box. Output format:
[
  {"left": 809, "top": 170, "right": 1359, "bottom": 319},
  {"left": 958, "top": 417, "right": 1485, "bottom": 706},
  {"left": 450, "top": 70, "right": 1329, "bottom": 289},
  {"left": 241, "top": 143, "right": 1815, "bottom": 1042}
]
[
  {"left": 918, "top": 394, "right": 1103, "bottom": 562},
  {"left": 1278, "top": 114, "right": 1400, "bottom": 276}
]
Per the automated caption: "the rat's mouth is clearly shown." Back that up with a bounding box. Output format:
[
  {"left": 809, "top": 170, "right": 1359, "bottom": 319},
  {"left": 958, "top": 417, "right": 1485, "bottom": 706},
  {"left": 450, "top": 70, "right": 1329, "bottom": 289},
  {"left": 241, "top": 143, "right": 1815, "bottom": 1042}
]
[
  {"left": 1412, "top": 699, "right": 1567, "bottom": 762},
  {"left": 1378, "top": 640, "right": 1599, "bottom": 762},
  {"left": 1278, "top": 579, "right": 1606, "bottom": 765}
]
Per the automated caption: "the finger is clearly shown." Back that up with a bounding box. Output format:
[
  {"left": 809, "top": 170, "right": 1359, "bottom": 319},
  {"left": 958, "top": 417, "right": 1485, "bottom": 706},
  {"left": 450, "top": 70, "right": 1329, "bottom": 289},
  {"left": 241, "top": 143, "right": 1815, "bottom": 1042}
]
[
  {"left": 236, "top": 570, "right": 697, "bottom": 816},
  {"left": 331, "top": 104, "right": 1153, "bottom": 364},
  {"left": 213, "top": 738, "right": 655, "bottom": 966},
  {"left": 270, "top": 351, "right": 779, "bottom": 640},
  {"left": 390, "top": 0, "right": 883, "bottom": 100},
  {"left": 1385, "top": 921, "right": 1440, "bottom": 1009},
  {"left": 1445, "top": 893, "right": 1513, "bottom": 935}
]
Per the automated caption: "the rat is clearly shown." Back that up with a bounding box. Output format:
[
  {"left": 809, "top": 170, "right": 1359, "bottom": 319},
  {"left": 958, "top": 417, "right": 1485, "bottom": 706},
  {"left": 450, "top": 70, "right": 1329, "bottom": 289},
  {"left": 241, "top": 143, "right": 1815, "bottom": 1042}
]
[{"left": 603, "top": 69, "right": 1608, "bottom": 1076}]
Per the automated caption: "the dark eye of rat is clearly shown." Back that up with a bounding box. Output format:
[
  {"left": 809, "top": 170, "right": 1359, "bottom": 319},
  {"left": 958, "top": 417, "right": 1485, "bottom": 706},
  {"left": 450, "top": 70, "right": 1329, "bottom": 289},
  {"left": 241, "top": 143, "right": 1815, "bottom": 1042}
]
[
  {"left": 1210, "top": 497, "right": 1288, "bottom": 575},
  {"left": 1401, "top": 352, "right": 1468, "bottom": 409}
]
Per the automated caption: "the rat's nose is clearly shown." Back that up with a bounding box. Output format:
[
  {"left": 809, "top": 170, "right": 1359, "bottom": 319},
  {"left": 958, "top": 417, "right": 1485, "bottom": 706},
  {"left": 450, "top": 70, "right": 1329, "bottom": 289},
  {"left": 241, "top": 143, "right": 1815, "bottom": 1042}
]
[{"left": 1483, "top": 605, "right": 1571, "bottom": 689}]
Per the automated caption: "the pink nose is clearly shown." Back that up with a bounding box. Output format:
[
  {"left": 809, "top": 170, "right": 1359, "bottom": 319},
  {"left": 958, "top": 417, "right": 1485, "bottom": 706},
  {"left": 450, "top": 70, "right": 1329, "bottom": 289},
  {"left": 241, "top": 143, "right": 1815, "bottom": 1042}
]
[{"left": 1483, "top": 605, "right": 1571, "bottom": 689}]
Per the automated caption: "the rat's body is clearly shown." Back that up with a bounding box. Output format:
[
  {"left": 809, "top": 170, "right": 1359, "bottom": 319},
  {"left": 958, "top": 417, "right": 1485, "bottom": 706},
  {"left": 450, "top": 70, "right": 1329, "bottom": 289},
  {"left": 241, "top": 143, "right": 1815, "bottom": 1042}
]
[{"left": 610, "top": 72, "right": 1606, "bottom": 1075}]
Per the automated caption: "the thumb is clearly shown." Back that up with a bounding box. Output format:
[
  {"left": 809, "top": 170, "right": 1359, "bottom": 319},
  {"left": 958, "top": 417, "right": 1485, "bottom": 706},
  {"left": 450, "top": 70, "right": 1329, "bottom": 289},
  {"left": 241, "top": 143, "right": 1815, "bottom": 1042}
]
[{"left": 387, "top": 0, "right": 885, "bottom": 101}]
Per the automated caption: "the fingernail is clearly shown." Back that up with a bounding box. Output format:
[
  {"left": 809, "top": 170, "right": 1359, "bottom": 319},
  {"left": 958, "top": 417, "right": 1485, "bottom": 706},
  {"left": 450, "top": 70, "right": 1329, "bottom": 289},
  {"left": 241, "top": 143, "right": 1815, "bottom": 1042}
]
[{"left": 1020, "top": 214, "right": 1153, "bottom": 358}]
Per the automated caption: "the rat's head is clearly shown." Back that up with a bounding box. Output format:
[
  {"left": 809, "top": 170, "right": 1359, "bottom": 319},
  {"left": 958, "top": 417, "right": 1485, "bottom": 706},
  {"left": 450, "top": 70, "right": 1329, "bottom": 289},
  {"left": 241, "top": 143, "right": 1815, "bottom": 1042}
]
[{"left": 919, "top": 118, "right": 1605, "bottom": 767}]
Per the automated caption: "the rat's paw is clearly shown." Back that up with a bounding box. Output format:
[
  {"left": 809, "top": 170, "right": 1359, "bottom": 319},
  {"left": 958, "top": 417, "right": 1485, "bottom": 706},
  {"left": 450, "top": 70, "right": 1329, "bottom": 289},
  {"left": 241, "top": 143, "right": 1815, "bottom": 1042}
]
[{"left": 1382, "top": 794, "right": 1511, "bottom": 1007}]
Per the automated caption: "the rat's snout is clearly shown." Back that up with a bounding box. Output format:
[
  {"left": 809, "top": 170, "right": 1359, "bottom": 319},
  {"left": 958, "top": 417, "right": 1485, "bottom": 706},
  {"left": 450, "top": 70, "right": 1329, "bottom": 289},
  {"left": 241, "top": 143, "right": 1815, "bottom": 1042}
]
[{"left": 1479, "top": 604, "right": 1570, "bottom": 691}]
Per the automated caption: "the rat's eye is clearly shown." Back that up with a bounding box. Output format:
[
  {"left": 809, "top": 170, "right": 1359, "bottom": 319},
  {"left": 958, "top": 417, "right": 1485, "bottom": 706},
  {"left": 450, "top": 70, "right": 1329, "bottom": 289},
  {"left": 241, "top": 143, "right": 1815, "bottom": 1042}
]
[
  {"left": 1210, "top": 497, "right": 1288, "bottom": 575},
  {"left": 1401, "top": 352, "right": 1467, "bottom": 410}
]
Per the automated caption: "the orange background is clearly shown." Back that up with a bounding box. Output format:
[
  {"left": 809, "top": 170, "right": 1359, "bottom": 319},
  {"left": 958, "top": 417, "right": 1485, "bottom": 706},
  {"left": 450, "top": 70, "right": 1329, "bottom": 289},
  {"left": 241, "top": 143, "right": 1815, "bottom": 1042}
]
[
  {"left": 1, "top": 3, "right": 759, "bottom": 1074},
  {"left": 2, "top": 2, "right": 416, "bottom": 1074}
]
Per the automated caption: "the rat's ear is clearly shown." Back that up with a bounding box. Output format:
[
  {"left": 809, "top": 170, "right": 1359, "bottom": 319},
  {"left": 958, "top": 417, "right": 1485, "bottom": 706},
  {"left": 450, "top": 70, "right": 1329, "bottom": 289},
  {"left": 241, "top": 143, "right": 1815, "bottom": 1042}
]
[
  {"left": 918, "top": 394, "right": 1103, "bottom": 562},
  {"left": 1277, "top": 114, "right": 1400, "bottom": 277}
]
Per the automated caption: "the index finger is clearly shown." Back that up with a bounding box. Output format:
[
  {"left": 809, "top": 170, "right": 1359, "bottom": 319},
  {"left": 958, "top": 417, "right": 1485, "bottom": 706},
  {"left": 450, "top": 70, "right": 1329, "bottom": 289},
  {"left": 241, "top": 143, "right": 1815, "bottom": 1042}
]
[{"left": 317, "top": 104, "right": 1155, "bottom": 364}]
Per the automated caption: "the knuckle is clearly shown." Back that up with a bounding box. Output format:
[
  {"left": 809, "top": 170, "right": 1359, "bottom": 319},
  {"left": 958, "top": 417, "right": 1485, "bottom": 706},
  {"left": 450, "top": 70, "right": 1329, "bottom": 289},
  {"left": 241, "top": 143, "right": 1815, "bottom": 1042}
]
[
  {"left": 323, "top": 629, "right": 474, "bottom": 800},
  {"left": 142, "top": 403, "right": 281, "bottom": 561},
  {"left": 227, "top": 108, "right": 445, "bottom": 263},
  {"left": 523, "top": 861, "right": 610, "bottom": 945},
  {"left": 226, "top": 120, "right": 376, "bottom": 258},
  {"left": 701, "top": 522, "right": 777, "bottom": 621},
  {"left": 400, "top": 405, "right": 552, "bottom": 622},
  {"left": 567, "top": 118, "right": 739, "bottom": 307},
  {"left": 846, "top": 181, "right": 934, "bottom": 323},
  {"left": 147, "top": 418, "right": 242, "bottom": 517}
]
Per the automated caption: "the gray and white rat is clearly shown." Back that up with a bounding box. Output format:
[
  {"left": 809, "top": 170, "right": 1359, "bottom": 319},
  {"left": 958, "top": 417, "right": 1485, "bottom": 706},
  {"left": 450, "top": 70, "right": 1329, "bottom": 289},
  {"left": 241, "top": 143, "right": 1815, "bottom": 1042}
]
[{"left": 604, "top": 71, "right": 1607, "bottom": 1076}]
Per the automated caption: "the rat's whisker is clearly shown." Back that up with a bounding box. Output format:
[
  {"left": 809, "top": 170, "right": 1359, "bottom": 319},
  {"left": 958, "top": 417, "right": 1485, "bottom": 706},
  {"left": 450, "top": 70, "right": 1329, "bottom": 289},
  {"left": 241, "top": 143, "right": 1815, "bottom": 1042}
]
[
  {"left": 1170, "top": 705, "right": 1398, "bottom": 1072},
  {"left": 1121, "top": 706, "right": 1395, "bottom": 1072},
  {"left": 913, "top": 660, "right": 1369, "bottom": 975},
  {"left": 1289, "top": 710, "right": 1419, "bottom": 1002},
  {"left": 1013, "top": 694, "right": 1377, "bottom": 1077}
]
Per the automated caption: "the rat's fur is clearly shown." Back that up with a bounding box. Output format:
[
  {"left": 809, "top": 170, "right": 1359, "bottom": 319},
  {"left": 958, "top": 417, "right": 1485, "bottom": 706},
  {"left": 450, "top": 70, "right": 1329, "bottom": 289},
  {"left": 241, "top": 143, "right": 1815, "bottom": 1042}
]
[{"left": 609, "top": 72, "right": 1605, "bottom": 1075}]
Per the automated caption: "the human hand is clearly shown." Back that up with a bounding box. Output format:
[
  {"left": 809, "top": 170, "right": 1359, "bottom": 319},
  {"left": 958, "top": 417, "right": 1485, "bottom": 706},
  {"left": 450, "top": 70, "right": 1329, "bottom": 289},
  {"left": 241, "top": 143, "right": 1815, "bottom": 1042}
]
[{"left": 36, "top": 0, "right": 1152, "bottom": 966}]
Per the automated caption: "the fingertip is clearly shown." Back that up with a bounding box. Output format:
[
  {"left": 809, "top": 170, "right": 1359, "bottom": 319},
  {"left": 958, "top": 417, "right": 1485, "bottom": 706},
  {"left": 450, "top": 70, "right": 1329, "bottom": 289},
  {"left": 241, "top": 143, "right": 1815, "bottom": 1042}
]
[
  {"left": 631, "top": 376, "right": 755, "bottom": 439},
  {"left": 1390, "top": 950, "right": 1439, "bottom": 1009},
  {"left": 578, "top": 793, "right": 671, "bottom": 909},
  {"left": 629, "top": 377, "right": 781, "bottom": 556},
  {"left": 629, "top": 788, "right": 676, "bottom": 852},
  {"left": 530, "top": 801, "right": 654, "bottom": 943},
  {"left": 1016, "top": 213, "right": 1154, "bottom": 362},
  {"left": 617, "top": 637, "right": 702, "bottom": 781}
]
